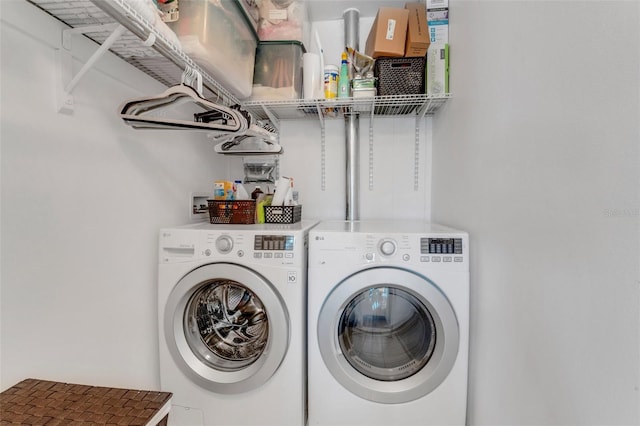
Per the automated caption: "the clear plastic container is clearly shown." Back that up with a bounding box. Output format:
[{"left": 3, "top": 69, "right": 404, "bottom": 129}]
[
  {"left": 168, "top": 0, "right": 258, "bottom": 99},
  {"left": 250, "top": 41, "right": 305, "bottom": 100}
]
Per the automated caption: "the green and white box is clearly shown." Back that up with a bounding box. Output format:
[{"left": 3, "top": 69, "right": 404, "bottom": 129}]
[
  {"left": 426, "top": 0, "right": 448, "bottom": 44},
  {"left": 426, "top": 43, "right": 449, "bottom": 95}
]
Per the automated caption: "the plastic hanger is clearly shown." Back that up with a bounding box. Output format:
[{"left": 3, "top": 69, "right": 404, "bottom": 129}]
[
  {"left": 118, "top": 67, "right": 277, "bottom": 142},
  {"left": 119, "top": 83, "right": 248, "bottom": 132},
  {"left": 213, "top": 135, "right": 284, "bottom": 155}
]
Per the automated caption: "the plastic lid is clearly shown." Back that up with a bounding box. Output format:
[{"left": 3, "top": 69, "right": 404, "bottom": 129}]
[{"left": 324, "top": 64, "right": 339, "bottom": 72}]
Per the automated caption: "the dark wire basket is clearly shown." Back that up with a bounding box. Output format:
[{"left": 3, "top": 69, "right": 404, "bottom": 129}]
[
  {"left": 208, "top": 200, "right": 256, "bottom": 224},
  {"left": 374, "top": 56, "right": 426, "bottom": 95}
]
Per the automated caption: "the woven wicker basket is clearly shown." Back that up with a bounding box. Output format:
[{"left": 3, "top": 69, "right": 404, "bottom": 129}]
[{"left": 0, "top": 378, "right": 172, "bottom": 425}]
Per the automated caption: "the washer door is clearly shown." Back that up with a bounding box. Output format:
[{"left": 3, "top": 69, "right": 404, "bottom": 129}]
[
  {"left": 318, "top": 267, "right": 459, "bottom": 404},
  {"left": 165, "top": 263, "right": 289, "bottom": 394}
]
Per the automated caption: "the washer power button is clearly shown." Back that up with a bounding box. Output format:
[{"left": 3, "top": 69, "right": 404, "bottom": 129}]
[{"left": 215, "top": 235, "right": 234, "bottom": 254}]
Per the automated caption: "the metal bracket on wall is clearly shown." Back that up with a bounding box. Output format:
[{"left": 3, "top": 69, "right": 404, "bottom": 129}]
[
  {"left": 368, "top": 103, "right": 375, "bottom": 191},
  {"left": 315, "top": 104, "right": 327, "bottom": 191},
  {"left": 413, "top": 101, "right": 431, "bottom": 191},
  {"left": 56, "top": 23, "right": 126, "bottom": 114}
]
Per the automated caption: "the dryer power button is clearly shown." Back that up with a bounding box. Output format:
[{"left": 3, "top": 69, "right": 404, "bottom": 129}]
[{"left": 379, "top": 239, "right": 396, "bottom": 256}]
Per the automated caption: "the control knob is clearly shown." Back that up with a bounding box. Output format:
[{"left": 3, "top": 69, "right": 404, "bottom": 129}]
[
  {"left": 215, "top": 235, "right": 234, "bottom": 254},
  {"left": 378, "top": 239, "right": 396, "bottom": 256}
]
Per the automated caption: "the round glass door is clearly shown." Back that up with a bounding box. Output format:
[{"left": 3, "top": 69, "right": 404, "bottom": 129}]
[
  {"left": 185, "top": 280, "right": 269, "bottom": 372},
  {"left": 318, "top": 267, "right": 459, "bottom": 404},
  {"left": 165, "top": 263, "right": 289, "bottom": 394},
  {"left": 338, "top": 287, "right": 436, "bottom": 382}
]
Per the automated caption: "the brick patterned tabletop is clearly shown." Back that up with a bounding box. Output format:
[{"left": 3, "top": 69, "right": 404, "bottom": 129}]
[{"left": 0, "top": 378, "right": 172, "bottom": 425}]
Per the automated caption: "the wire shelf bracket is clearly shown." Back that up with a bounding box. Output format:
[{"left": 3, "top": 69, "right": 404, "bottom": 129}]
[{"left": 56, "top": 23, "right": 127, "bottom": 114}]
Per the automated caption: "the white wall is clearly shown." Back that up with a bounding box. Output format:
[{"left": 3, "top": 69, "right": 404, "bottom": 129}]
[
  {"left": 0, "top": 0, "right": 231, "bottom": 391},
  {"left": 2, "top": 0, "right": 639, "bottom": 424},
  {"left": 432, "top": 1, "right": 640, "bottom": 424},
  {"left": 279, "top": 16, "right": 432, "bottom": 222},
  {"left": 0, "top": 2, "right": 431, "bottom": 394}
]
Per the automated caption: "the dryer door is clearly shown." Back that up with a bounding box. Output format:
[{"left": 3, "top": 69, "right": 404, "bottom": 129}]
[
  {"left": 317, "top": 266, "right": 458, "bottom": 404},
  {"left": 165, "top": 263, "right": 289, "bottom": 394}
]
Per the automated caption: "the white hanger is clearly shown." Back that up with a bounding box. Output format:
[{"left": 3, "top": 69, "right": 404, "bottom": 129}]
[{"left": 119, "top": 67, "right": 278, "bottom": 142}]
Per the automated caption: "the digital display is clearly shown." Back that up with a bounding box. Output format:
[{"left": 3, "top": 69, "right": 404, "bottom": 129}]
[
  {"left": 254, "top": 235, "right": 294, "bottom": 251},
  {"left": 420, "top": 238, "right": 463, "bottom": 254}
]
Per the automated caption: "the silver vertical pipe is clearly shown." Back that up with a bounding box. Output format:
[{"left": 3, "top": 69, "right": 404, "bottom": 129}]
[
  {"left": 343, "top": 8, "right": 360, "bottom": 221},
  {"left": 345, "top": 113, "right": 359, "bottom": 220}
]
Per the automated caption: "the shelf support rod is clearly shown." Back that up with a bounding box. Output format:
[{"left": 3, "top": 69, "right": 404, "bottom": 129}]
[
  {"left": 259, "top": 105, "right": 280, "bottom": 131},
  {"left": 57, "top": 23, "right": 126, "bottom": 114},
  {"left": 413, "top": 99, "right": 432, "bottom": 190},
  {"left": 368, "top": 100, "right": 375, "bottom": 191},
  {"left": 315, "top": 101, "right": 327, "bottom": 191}
]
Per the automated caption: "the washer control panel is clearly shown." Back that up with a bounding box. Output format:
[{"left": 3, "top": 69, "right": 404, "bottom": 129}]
[
  {"left": 160, "top": 227, "right": 312, "bottom": 266},
  {"left": 254, "top": 235, "right": 295, "bottom": 251}
]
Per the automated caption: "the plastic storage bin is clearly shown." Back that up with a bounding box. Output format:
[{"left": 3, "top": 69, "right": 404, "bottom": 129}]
[
  {"left": 250, "top": 41, "right": 305, "bottom": 100},
  {"left": 263, "top": 205, "right": 302, "bottom": 224},
  {"left": 257, "top": 0, "right": 309, "bottom": 47},
  {"left": 168, "top": 0, "right": 258, "bottom": 99}
]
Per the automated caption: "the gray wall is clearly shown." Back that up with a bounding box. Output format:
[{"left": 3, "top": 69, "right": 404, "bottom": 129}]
[{"left": 432, "top": 1, "right": 640, "bottom": 424}]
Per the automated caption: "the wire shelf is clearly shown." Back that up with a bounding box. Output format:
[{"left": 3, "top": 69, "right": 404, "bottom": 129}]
[
  {"left": 28, "top": 0, "right": 450, "bottom": 124},
  {"left": 28, "top": 0, "right": 237, "bottom": 104},
  {"left": 242, "top": 94, "right": 451, "bottom": 122}
]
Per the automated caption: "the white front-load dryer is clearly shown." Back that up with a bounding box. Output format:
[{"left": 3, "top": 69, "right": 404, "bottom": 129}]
[
  {"left": 158, "top": 220, "right": 317, "bottom": 426},
  {"left": 308, "top": 220, "right": 469, "bottom": 426}
]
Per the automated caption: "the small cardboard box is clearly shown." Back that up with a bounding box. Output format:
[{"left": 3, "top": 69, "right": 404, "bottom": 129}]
[
  {"left": 404, "top": 2, "right": 430, "bottom": 57},
  {"left": 365, "top": 7, "right": 409, "bottom": 58},
  {"left": 427, "top": 6, "right": 449, "bottom": 44},
  {"left": 427, "top": 0, "right": 448, "bottom": 8},
  {"left": 426, "top": 43, "right": 449, "bottom": 95}
]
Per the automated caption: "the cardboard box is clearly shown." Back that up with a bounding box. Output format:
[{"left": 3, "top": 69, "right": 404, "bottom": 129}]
[
  {"left": 426, "top": 43, "right": 449, "bottom": 95},
  {"left": 426, "top": 0, "right": 448, "bottom": 8},
  {"left": 405, "top": 2, "right": 430, "bottom": 57},
  {"left": 365, "top": 8, "right": 409, "bottom": 58},
  {"left": 428, "top": 10, "right": 448, "bottom": 43}
]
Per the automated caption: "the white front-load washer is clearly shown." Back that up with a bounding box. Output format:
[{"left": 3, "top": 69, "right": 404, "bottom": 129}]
[
  {"left": 308, "top": 220, "right": 469, "bottom": 426},
  {"left": 158, "top": 220, "right": 317, "bottom": 426}
]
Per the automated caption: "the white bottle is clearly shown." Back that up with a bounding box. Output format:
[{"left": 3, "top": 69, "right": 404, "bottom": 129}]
[{"left": 233, "top": 180, "right": 250, "bottom": 200}]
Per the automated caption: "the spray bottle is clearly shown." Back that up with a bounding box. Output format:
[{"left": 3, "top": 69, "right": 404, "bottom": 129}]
[{"left": 337, "top": 51, "right": 350, "bottom": 98}]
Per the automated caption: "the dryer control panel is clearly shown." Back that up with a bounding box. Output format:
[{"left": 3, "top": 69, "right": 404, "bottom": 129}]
[
  {"left": 421, "top": 238, "right": 464, "bottom": 254},
  {"left": 310, "top": 231, "right": 468, "bottom": 271}
]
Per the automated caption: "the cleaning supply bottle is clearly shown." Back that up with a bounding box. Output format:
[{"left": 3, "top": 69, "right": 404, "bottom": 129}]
[
  {"left": 233, "top": 180, "right": 249, "bottom": 199},
  {"left": 251, "top": 186, "right": 264, "bottom": 200},
  {"left": 337, "top": 51, "right": 350, "bottom": 98},
  {"left": 215, "top": 180, "right": 233, "bottom": 200}
]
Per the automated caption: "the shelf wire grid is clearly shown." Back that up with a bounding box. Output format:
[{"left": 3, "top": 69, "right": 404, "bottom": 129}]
[
  {"left": 27, "top": 0, "right": 450, "bottom": 124},
  {"left": 27, "top": 0, "right": 236, "bottom": 105},
  {"left": 242, "top": 94, "right": 451, "bottom": 122}
]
